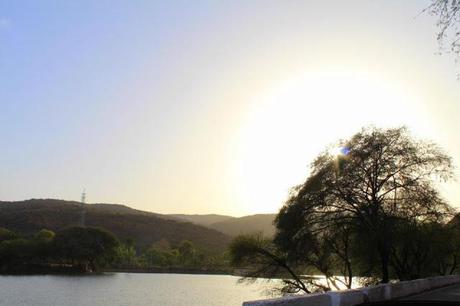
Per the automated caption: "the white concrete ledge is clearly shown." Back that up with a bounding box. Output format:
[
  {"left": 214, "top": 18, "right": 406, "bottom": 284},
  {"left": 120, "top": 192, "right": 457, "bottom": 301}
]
[
  {"left": 243, "top": 275, "right": 460, "bottom": 306},
  {"left": 242, "top": 293, "right": 331, "bottom": 306}
]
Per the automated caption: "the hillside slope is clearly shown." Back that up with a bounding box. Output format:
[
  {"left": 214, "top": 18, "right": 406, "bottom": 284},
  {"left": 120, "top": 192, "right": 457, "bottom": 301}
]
[
  {"left": 0, "top": 199, "right": 230, "bottom": 252},
  {"left": 169, "top": 214, "right": 234, "bottom": 226},
  {"left": 209, "top": 214, "right": 276, "bottom": 237}
]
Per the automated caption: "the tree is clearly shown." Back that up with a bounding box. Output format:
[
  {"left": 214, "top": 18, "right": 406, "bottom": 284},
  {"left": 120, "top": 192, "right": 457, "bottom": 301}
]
[
  {"left": 32, "top": 229, "right": 55, "bottom": 261},
  {"left": 279, "top": 126, "right": 453, "bottom": 283},
  {"left": 0, "top": 229, "right": 55, "bottom": 272},
  {"left": 113, "top": 243, "right": 138, "bottom": 268},
  {"left": 53, "top": 227, "right": 119, "bottom": 271},
  {"left": 178, "top": 240, "right": 197, "bottom": 266},
  {"left": 0, "top": 238, "right": 35, "bottom": 271},
  {"left": 274, "top": 195, "right": 357, "bottom": 291},
  {"left": 230, "top": 233, "right": 313, "bottom": 295},
  {"left": 230, "top": 126, "right": 455, "bottom": 293},
  {"left": 35, "top": 229, "right": 55, "bottom": 241},
  {"left": 0, "top": 228, "right": 18, "bottom": 242},
  {"left": 142, "top": 247, "right": 168, "bottom": 266},
  {"left": 383, "top": 218, "right": 460, "bottom": 280},
  {"left": 427, "top": 0, "right": 460, "bottom": 55},
  {"left": 427, "top": 221, "right": 460, "bottom": 275}
]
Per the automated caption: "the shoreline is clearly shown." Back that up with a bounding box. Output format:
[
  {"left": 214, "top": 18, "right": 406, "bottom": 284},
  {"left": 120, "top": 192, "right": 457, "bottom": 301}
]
[
  {"left": 0, "top": 265, "right": 234, "bottom": 276},
  {"left": 103, "top": 267, "right": 232, "bottom": 275}
]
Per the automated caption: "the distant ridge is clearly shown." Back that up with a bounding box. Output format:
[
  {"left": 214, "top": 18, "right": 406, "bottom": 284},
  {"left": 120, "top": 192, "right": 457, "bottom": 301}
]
[
  {"left": 0, "top": 199, "right": 230, "bottom": 252},
  {"left": 209, "top": 214, "right": 276, "bottom": 237},
  {"left": 169, "top": 214, "right": 234, "bottom": 227},
  {"left": 169, "top": 213, "right": 277, "bottom": 237}
]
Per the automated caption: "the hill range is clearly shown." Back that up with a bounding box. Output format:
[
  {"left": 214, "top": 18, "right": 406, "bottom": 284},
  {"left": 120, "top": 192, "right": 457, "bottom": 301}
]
[
  {"left": 0, "top": 199, "right": 276, "bottom": 252},
  {"left": 170, "top": 213, "right": 276, "bottom": 237}
]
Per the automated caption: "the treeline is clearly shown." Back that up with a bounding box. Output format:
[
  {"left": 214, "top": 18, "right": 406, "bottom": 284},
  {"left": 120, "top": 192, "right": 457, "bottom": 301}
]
[
  {"left": 0, "top": 199, "right": 231, "bottom": 254},
  {"left": 0, "top": 226, "right": 229, "bottom": 274},
  {"left": 229, "top": 127, "right": 460, "bottom": 295},
  {"left": 113, "top": 238, "right": 229, "bottom": 270},
  {"left": 0, "top": 226, "right": 118, "bottom": 273},
  {"left": 231, "top": 219, "right": 460, "bottom": 293}
]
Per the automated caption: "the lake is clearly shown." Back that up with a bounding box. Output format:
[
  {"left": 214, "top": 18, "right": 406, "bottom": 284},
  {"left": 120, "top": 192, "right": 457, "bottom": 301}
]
[{"left": 0, "top": 273, "right": 277, "bottom": 306}]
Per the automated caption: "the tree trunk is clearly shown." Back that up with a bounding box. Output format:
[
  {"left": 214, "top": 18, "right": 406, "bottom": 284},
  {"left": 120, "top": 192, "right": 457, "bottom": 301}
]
[{"left": 381, "top": 252, "right": 390, "bottom": 283}]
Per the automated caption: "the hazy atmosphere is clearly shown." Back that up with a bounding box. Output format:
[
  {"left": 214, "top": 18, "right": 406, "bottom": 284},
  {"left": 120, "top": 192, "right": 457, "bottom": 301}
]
[
  {"left": 3, "top": 1, "right": 460, "bottom": 305},
  {"left": 1, "top": 1, "right": 460, "bottom": 216}
]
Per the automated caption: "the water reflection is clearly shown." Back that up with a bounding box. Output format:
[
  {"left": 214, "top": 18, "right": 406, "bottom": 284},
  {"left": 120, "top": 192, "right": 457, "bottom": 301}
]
[{"left": 0, "top": 273, "right": 277, "bottom": 306}]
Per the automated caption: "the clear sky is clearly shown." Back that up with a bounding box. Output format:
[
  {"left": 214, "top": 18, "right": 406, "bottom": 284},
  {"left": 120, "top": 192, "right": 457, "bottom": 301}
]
[{"left": 1, "top": 1, "right": 459, "bottom": 216}]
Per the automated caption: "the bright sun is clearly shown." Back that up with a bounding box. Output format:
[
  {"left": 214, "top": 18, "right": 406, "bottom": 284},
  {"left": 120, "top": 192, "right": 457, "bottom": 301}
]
[
  {"left": 331, "top": 147, "right": 345, "bottom": 157},
  {"left": 231, "top": 70, "right": 429, "bottom": 214}
]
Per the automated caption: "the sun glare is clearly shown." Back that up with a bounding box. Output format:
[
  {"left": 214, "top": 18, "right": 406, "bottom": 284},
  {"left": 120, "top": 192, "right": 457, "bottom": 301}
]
[
  {"left": 331, "top": 147, "right": 344, "bottom": 157},
  {"left": 232, "top": 70, "right": 427, "bottom": 214}
]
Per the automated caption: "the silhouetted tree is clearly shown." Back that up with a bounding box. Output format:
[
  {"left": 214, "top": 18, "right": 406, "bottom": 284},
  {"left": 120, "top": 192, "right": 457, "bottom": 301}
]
[
  {"left": 387, "top": 219, "right": 460, "bottom": 279},
  {"left": 32, "top": 229, "right": 55, "bottom": 262},
  {"left": 230, "top": 127, "right": 454, "bottom": 292},
  {"left": 53, "top": 227, "right": 119, "bottom": 271},
  {"left": 230, "top": 233, "right": 313, "bottom": 294},
  {"left": 273, "top": 196, "right": 357, "bottom": 291},
  {"left": 427, "top": 0, "right": 460, "bottom": 55},
  {"left": 284, "top": 126, "right": 453, "bottom": 282},
  {"left": 425, "top": 222, "right": 460, "bottom": 275}
]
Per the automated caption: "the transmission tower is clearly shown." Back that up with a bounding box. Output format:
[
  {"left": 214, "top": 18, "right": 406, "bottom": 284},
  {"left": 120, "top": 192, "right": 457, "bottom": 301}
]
[{"left": 80, "top": 188, "right": 86, "bottom": 227}]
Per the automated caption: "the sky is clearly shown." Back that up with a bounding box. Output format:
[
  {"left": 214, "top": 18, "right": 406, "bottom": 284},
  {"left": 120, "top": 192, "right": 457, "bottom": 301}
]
[{"left": 1, "top": 1, "right": 459, "bottom": 216}]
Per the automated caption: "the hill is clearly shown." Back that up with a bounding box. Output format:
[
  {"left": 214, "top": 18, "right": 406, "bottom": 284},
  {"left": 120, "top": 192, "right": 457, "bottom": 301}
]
[
  {"left": 167, "top": 213, "right": 277, "bottom": 237},
  {"left": 169, "top": 214, "right": 234, "bottom": 226},
  {"left": 0, "top": 199, "right": 230, "bottom": 253},
  {"left": 209, "top": 214, "right": 276, "bottom": 237}
]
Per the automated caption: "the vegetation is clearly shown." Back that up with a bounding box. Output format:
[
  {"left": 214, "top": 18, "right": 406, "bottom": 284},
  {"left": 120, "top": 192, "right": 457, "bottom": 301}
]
[
  {"left": 210, "top": 214, "right": 276, "bottom": 237},
  {"left": 171, "top": 214, "right": 276, "bottom": 237},
  {"left": 0, "top": 199, "right": 230, "bottom": 253},
  {"left": 115, "top": 238, "right": 229, "bottom": 271},
  {"left": 230, "top": 127, "right": 458, "bottom": 295},
  {"left": 53, "top": 227, "right": 119, "bottom": 271},
  {"left": 0, "top": 199, "right": 278, "bottom": 274},
  {"left": 0, "top": 225, "right": 230, "bottom": 274},
  {"left": 0, "top": 226, "right": 119, "bottom": 273},
  {"left": 2, "top": 126, "right": 457, "bottom": 283},
  {"left": 427, "top": 0, "right": 460, "bottom": 55},
  {"left": 170, "top": 214, "right": 235, "bottom": 226}
]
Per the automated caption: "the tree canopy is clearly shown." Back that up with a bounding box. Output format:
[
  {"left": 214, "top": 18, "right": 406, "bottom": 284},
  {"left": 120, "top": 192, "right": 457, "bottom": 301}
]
[
  {"left": 53, "top": 226, "right": 120, "bottom": 270},
  {"left": 230, "top": 126, "right": 456, "bottom": 294},
  {"left": 428, "top": 0, "right": 460, "bottom": 55}
]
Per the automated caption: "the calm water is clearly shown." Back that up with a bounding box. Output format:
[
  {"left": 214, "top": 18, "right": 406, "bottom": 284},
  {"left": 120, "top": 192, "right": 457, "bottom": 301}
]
[{"left": 0, "top": 273, "right": 276, "bottom": 306}]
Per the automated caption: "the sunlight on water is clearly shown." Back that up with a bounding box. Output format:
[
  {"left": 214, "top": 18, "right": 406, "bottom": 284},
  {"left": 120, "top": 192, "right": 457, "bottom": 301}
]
[{"left": 0, "top": 273, "right": 280, "bottom": 306}]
